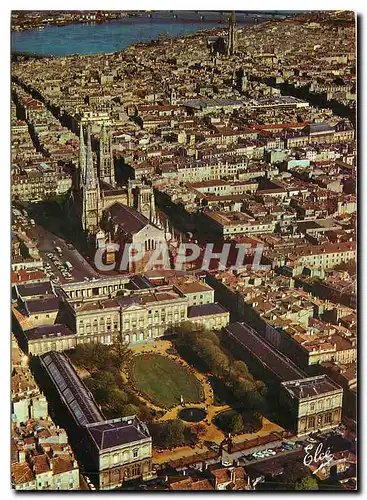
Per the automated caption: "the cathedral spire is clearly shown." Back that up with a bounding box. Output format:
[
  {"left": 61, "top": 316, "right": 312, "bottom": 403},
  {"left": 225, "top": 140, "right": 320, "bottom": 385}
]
[
  {"left": 227, "top": 10, "right": 237, "bottom": 56},
  {"left": 79, "top": 122, "right": 86, "bottom": 186},
  {"left": 98, "top": 120, "right": 115, "bottom": 186},
  {"left": 85, "top": 125, "right": 97, "bottom": 189}
]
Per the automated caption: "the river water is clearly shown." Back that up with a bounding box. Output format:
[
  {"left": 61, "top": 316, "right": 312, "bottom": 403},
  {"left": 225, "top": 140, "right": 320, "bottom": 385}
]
[{"left": 11, "top": 13, "right": 268, "bottom": 57}]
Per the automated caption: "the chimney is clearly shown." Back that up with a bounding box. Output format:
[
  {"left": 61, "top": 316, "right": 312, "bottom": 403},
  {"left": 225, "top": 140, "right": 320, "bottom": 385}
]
[
  {"left": 18, "top": 449, "right": 26, "bottom": 464},
  {"left": 230, "top": 467, "right": 236, "bottom": 483}
]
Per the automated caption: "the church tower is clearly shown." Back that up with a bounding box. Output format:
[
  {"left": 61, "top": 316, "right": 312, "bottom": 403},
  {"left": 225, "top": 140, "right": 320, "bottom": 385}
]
[
  {"left": 170, "top": 88, "right": 177, "bottom": 106},
  {"left": 137, "top": 184, "right": 156, "bottom": 222},
  {"left": 227, "top": 11, "right": 237, "bottom": 56},
  {"left": 98, "top": 121, "right": 115, "bottom": 186},
  {"left": 78, "top": 122, "right": 86, "bottom": 190},
  {"left": 241, "top": 68, "right": 248, "bottom": 93},
  {"left": 82, "top": 126, "right": 101, "bottom": 234},
  {"left": 232, "top": 67, "right": 237, "bottom": 90}
]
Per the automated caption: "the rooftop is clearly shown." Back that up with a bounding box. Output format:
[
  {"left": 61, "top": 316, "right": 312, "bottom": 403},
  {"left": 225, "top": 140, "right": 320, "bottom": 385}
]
[
  {"left": 85, "top": 416, "right": 151, "bottom": 451},
  {"left": 225, "top": 322, "right": 305, "bottom": 382},
  {"left": 282, "top": 375, "right": 342, "bottom": 400}
]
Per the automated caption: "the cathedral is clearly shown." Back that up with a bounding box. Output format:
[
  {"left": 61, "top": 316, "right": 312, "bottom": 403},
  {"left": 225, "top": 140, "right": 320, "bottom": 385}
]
[
  {"left": 71, "top": 121, "right": 167, "bottom": 270},
  {"left": 227, "top": 11, "right": 237, "bottom": 56}
]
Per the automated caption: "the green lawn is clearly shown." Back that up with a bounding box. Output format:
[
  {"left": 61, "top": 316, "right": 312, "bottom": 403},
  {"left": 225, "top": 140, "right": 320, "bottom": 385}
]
[{"left": 132, "top": 354, "right": 203, "bottom": 408}]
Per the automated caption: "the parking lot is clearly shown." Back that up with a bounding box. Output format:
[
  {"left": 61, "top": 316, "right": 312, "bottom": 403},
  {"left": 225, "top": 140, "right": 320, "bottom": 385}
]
[{"left": 26, "top": 224, "right": 99, "bottom": 285}]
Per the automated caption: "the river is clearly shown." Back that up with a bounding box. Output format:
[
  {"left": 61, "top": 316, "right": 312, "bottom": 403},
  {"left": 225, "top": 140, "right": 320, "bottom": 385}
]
[{"left": 11, "top": 12, "right": 283, "bottom": 57}]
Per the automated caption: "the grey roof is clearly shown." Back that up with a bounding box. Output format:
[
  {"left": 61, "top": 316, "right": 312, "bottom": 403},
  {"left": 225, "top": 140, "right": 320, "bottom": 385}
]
[
  {"left": 40, "top": 351, "right": 104, "bottom": 426},
  {"left": 183, "top": 98, "right": 242, "bottom": 109},
  {"left": 24, "top": 324, "right": 75, "bottom": 341},
  {"left": 188, "top": 302, "right": 228, "bottom": 318},
  {"left": 25, "top": 297, "right": 60, "bottom": 314},
  {"left": 108, "top": 203, "right": 150, "bottom": 234},
  {"left": 127, "top": 275, "right": 156, "bottom": 290},
  {"left": 225, "top": 322, "right": 305, "bottom": 382},
  {"left": 16, "top": 281, "right": 54, "bottom": 298},
  {"left": 307, "top": 123, "right": 334, "bottom": 134},
  {"left": 282, "top": 375, "right": 342, "bottom": 400},
  {"left": 85, "top": 417, "right": 151, "bottom": 451}
]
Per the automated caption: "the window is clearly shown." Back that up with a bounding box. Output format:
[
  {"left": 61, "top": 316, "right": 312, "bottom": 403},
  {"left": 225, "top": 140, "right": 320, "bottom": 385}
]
[
  {"left": 308, "top": 416, "right": 315, "bottom": 429},
  {"left": 133, "top": 449, "right": 139, "bottom": 458},
  {"left": 324, "top": 412, "right": 332, "bottom": 424}
]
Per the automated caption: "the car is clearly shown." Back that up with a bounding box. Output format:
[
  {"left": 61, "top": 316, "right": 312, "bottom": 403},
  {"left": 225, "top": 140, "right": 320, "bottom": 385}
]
[
  {"left": 265, "top": 449, "right": 276, "bottom": 456},
  {"left": 307, "top": 437, "right": 318, "bottom": 444},
  {"left": 221, "top": 460, "right": 232, "bottom": 467},
  {"left": 281, "top": 443, "right": 293, "bottom": 450},
  {"left": 89, "top": 484, "right": 96, "bottom": 491}
]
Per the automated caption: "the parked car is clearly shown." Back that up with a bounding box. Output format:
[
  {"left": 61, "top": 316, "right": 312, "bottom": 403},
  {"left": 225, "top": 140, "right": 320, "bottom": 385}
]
[
  {"left": 265, "top": 448, "right": 276, "bottom": 456},
  {"left": 307, "top": 437, "right": 318, "bottom": 444},
  {"left": 221, "top": 460, "right": 232, "bottom": 467}
]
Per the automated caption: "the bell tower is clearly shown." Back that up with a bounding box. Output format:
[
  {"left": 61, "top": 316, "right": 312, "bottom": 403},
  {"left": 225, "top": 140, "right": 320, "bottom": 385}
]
[
  {"left": 227, "top": 11, "right": 237, "bottom": 56},
  {"left": 137, "top": 184, "right": 156, "bottom": 222},
  {"left": 98, "top": 121, "right": 115, "bottom": 186},
  {"left": 78, "top": 122, "right": 86, "bottom": 190},
  {"left": 170, "top": 88, "right": 177, "bottom": 105},
  {"left": 82, "top": 126, "right": 101, "bottom": 234}
]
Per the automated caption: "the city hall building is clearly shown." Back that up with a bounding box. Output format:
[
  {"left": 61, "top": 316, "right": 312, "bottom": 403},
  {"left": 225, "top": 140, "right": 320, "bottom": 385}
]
[{"left": 39, "top": 351, "right": 153, "bottom": 490}]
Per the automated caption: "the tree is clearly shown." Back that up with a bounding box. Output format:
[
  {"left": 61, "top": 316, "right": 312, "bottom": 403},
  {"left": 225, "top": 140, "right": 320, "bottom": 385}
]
[
  {"left": 231, "top": 379, "right": 254, "bottom": 400},
  {"left": 120, "top": 403, "right": 141, "bottom": 417},
  {"left": 190, "top": 423, "right": 207, "bottom": 444},
  {"left": 231, "top": 360, "right": 249, "bottom": 378},
  {"left": 228, "top": 413, "right": 244, "bottom": 434},
  {"left": 280, "top": 462, "right": 312, "bottom": 490},
  {"left": 246, "top": 389, "right": 267, "bottom": 412},
  {"left": 112, "top": 332, "right": 131, "bottom": 370},
  {"left": 161, "top": 420, "right": 185, "bottom": 448},
  {"left": 295, "top": 477, "right": 319, "bottom": 491},
  {"left": 255, "top": 380, "right": 268, "bottom": 398}
]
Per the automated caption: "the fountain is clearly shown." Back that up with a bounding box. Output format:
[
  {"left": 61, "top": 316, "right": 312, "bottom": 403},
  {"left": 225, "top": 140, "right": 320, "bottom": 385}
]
[{"left": 178, "top": 407, "right": 206, "bottom": 423}]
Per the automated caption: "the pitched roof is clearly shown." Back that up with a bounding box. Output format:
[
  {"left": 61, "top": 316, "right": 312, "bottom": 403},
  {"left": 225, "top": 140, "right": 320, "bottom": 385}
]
[
  {"left": 108, "top": 203, "right": 150, "bottom": 234},
  {"left": 188, "top": 302, "right": 228, "bottom": 318},
  {"left": 25, "top": 297, "right": 60, "bottom": 315},
  {"left": 24, "top": 324, "right": 75, "bottom": 341},
  {"left": 85, "top": 417, "right": 150, "bottom": 451},
  {"left": 11, "top": 462, "right": 34, "bottom": 485}
]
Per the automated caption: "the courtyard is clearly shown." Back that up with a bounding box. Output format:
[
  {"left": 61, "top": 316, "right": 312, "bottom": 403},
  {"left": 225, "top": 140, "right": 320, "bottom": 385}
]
[{"left": 132, "top": 353, "right": 203, "bottom": 408}]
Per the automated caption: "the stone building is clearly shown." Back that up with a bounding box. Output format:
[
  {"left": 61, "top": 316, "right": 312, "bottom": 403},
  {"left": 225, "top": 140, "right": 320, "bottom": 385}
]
[
  {"left": 21, "top": 324, "right": 77, "bottom": 356},
  {"left": 281, "top": 376, "right": 343, "bottom": 436},
  {"left": 224, "top": 322, "right": 344, "bottom": 435},
  {"left": 72, "top": 121, "right": 160, "bottom": 249},
  {"left": 39, "top": 351, "right": 153, "bottom": 490},
  {"left": 64, "top": 288, "right": 188, "bottom": 346}
]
